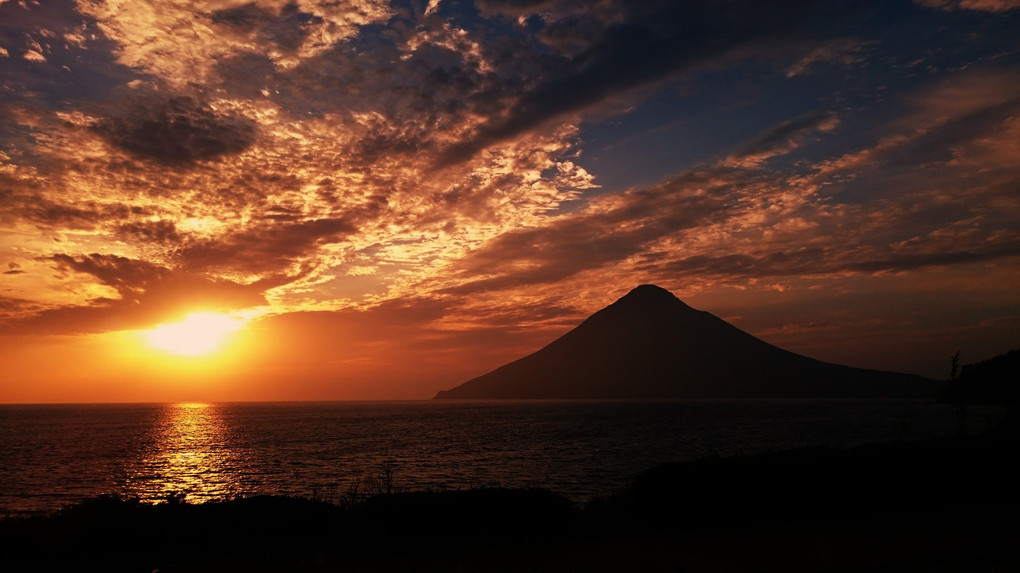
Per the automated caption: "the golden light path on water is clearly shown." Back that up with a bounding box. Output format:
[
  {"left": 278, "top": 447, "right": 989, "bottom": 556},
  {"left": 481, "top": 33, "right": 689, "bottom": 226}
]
[
  {"left": 0, "top": 400, "right": 1006, "bottom": 516},
  {"left": 130, "top": 403, "right": 242, "bottom": 504}
]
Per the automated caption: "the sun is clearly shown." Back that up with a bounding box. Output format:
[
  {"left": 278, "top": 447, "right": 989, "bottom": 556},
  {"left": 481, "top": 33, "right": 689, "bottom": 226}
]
[{"left": 145, "top": 312, "right": 246, "bottom": 357}]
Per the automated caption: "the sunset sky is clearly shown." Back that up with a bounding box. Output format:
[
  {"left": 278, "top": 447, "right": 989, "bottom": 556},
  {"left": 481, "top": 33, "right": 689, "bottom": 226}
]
[{"left": 1, "top": 0, "right": 1018, "bottom": 402}]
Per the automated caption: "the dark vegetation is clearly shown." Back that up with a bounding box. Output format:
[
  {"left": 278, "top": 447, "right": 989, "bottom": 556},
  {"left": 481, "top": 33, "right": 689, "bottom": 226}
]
[
  {"left": 940, "top": 348, "right": 1020, "bottom": 407},
  {"left": 939, "top": 348, "right": 1019, "bottom": 438},
  {"left": 3, "top": 428, "right": 1017, "bottom": 572}
]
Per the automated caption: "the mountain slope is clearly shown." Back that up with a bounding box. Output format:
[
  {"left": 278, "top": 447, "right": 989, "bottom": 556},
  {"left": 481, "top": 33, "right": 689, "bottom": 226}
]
[{"left": 434, "top": 285, "right": 935, "bottom": 399}]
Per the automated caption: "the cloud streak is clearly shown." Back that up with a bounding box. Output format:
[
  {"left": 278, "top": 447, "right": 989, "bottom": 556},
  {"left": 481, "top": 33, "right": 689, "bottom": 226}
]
[{"left": 725, "top": 112, "right": 840, "bottom": 167}]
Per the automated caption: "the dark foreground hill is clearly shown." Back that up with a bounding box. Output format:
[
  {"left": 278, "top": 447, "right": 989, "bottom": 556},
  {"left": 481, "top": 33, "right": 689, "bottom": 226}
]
[{"left": 436, "top": 284, "right": 935, "bottom": 399}]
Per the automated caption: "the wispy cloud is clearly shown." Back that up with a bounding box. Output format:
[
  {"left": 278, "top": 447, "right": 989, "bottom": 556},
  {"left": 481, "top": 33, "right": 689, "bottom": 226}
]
[
  {"left": 914, "top": 0, "right": 1020, "bottom": 12},
  {"left": 725, "top": 112, "right": 840, "bottom": 168},
  {"left": 785, "top": 37, "right": 872, "bottom": 77}
]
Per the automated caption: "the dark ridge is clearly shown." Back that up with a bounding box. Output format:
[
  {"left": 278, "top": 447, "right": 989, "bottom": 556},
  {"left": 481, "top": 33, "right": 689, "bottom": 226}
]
[
  {"left": 940, "top": 348, "right": 1020, "bottom": 406},
  {"left": 435, "top": 284, "right": 935, "bottom": 399}
]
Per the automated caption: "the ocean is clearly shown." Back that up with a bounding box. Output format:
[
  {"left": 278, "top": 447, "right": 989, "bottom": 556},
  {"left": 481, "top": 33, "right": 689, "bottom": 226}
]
[{"left": 0, "top": 400, "right": 1002, "bottom": 516}]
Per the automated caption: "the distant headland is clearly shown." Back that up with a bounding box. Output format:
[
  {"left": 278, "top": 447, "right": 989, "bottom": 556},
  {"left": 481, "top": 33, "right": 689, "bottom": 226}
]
[{"left": 435, "top": 285, "right": 935, "bottom": 400}]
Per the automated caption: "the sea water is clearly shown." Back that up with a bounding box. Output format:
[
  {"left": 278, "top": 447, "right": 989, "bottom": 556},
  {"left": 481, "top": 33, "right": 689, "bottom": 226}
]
[{"left": 0, "top": 400, "right": 1001, "bottom": 515}]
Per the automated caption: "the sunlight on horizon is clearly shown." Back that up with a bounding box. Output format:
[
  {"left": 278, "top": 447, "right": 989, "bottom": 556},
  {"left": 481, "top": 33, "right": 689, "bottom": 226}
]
[{"left": 145, "top": 312, "right": 248, "bottom": 357}]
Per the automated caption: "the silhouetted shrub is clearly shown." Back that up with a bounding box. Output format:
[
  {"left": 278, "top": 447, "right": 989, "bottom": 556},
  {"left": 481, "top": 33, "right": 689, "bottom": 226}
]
[{"left": 940, "top": 349, "right": 1020, "bottom": 407}]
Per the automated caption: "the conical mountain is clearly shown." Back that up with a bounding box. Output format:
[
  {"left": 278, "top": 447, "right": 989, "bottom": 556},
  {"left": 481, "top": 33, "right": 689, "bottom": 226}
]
[{"left": 434, "top": 285, "right": 935, "bottom": 399}]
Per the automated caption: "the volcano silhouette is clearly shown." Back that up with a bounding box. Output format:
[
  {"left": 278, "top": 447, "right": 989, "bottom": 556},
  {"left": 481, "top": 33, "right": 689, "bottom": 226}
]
[{"left": 434, "top": 285, "right": 934, "bottom": 399}]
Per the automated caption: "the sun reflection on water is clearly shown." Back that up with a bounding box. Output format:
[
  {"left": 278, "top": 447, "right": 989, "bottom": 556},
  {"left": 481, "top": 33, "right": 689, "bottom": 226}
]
[{"left": 128, "top": 403, "right": 242, "bottom": 504}]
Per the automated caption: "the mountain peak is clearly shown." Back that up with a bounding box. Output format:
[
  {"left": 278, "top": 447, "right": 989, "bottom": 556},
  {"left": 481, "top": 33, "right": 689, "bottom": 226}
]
[
  {"left": 620, "top": 284, "right": 681, "bottom": 302},
  {"left": 435, "top": 284, "right": 935, "bottom": 400},
  {"left": 608, "top": 284, "right": 692, "bottom": 313},
  {"left": 626, "top": 284, "right": 676, "bottom": 297}
]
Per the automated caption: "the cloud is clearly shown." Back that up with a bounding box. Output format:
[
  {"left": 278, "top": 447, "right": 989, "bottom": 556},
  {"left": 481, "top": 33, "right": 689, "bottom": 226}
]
[
  {"left": 1, "top": 0, "right": 1017, "bottom": 369},
  {"left": 47, "top": 253, "right": 264, "bottom": 305},
  {"left": 178, "top": 215, "right": 366, "bottom": 276},
  {"left": 474, "top": 0, "right": 563, "bottom": 17},
  {"left": 93, "top": 96, "right": 257, "bottom": 166},
  {"left": 210, "top": 2, "right": 319, "bottom": 54},
  {"left": 76, "top": 0, "right": 393, "bottom": 84},
  {"left": 0, "top": 189, "right": 150, "bottom": 230},
  {"left": 476, "top": 0, "right": 626, "bottom": 55},
  {"left": 649, "top": 238, "right": 1020, "bottom": 279},
  {"left": 725, "top": 112, "right": 840, "bottom": 167},
  {"left": 814, "top": 71, "right": 1020, "bottom": 196},
  {"left": 785, "top": 37, "right": 871, "bottom": 77},
  {"left": 914, "top": 0, "right": 1020, "bottom": 12},
  {"left": 0, "top": 254, "right": 269, "bottom": 335},
  {"left": 3, "top": 0, "right": 875, "bottom": 332},
  {"left": 436, "top": 1, "right": 865, "bottom": 167},
  {"left": 0, "top": 0, "right": 136, "bottom": 109},
  {"left": 439, "top": 169, "right": 751, "bottom": 294},
  {"left": 435, "top": 71, "right": 1020, "bottom": 301},
  {"left": 115, "top": 220, "right": 182, "bottom": 245}
]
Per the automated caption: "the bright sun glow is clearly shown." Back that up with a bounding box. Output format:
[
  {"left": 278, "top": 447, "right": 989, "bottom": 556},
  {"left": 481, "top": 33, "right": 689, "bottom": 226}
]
[{"left": 146, "top": 312, "right": 246, "bottom": 357}]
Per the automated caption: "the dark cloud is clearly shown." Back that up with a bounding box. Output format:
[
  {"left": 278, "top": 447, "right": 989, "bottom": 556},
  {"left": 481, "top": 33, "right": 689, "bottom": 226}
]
[
  {"left": 210, "top": 2, "right": 322, "bottom": 54},
  {"left": 437, "top": 1, "right": 861, "bottom": 167},
  {"left": 890, "top": 99, "right": 1020, "bottom": 167},
  {"left": 0, "top": 295, "right": 32, "bottom": 310},
  {"left": 825, "top": 88, "right": 1020, "bottom": 205},
  {"left": 0, "top": 189, "right": 151, "bottom": 230},
  {"left": 247, "top": 23, "right": 510, "bottom": 168},
  {"left": 351, "top": 109, "right": 438, "bottom": 163},
  {"left": 914, "top": 0, "right": 1020, "bottom": 12},
  {"left": 537, "top": 13, "right": 611, "bottom": 56},
  {"left": 844, "top": 247, "right": 1020, "bottom": 273},
  {"left": 46, "top": 253, "right": 251, "bottom": 304},
  {"left": 179, "top": 216, "right": 365, "bottom": 275},
  {"left": 115, "top": 220, "right": 182, "bottom": 245},
  {"left": 647, "top": 241, "right": 1020, "bottom": 279},
  {"left": 94, "top": 96, "right": 257, "bottom": 166},
  {"left": 476, "top": 0, "right": 622, "bottom": 54},
  {"left": 0, "top": 0, "right": 136, "bottom": 110},
  {"left": 649, "top": 252, "right": 814, "bottom": 277}
]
